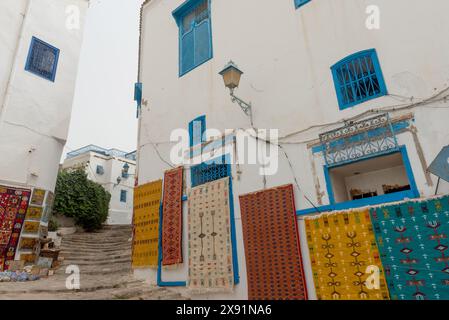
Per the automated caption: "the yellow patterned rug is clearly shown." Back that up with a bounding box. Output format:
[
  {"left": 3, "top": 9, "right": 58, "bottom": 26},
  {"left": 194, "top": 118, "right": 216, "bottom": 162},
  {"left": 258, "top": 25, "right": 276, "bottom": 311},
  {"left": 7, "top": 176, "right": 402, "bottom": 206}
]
[
  {"left": 188, "top": 177, "right": 234, "bottom": 293},
  {"left": 305, "top": 209, "right": 390, "bottom": 300},
  {"left": 132, "top": 180, "right": 162, "bottom": 268}
]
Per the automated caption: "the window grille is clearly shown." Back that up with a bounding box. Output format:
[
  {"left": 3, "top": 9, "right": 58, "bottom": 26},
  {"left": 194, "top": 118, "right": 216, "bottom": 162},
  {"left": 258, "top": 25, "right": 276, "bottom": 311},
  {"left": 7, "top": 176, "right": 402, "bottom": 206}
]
[
  {"left": 331, "top": 49, "right": 387, "bottom": 109},
  {"left": 25, "top": 37, "right": 60, "bottom": 82}
]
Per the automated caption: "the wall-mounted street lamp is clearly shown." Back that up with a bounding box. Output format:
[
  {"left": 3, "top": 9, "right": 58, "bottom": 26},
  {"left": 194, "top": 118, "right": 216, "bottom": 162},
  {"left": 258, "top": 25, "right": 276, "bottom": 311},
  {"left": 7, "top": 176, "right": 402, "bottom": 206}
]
[
  {"left": 219, "top": 61, "right": 253, "bottom": 126},
  {"left": 115, "top": 162, "right": 134, "bottom": 186}
]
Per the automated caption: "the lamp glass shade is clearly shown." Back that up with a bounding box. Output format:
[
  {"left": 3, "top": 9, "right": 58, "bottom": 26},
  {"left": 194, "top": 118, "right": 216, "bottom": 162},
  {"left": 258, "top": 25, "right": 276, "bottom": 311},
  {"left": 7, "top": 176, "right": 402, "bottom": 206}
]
[{"left": 219, "top": 61, "right": 243, "bottom": 90}]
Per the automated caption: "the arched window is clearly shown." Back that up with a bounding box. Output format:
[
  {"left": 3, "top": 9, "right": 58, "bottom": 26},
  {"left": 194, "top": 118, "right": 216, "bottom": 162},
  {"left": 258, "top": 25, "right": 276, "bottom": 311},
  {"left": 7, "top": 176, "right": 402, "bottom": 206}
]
[{"left": 331, "top": 49, "right": 387, "bottom": 110}]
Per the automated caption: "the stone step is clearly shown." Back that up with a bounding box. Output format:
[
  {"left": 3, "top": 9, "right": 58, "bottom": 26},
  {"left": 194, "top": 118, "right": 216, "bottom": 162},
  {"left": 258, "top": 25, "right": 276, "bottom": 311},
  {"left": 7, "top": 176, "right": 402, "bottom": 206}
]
[
  {"left": 60, "top": 252, "right": 131, "bottom": 260},
  {"left": 61, "top": 238, "right": 131, "bottom": 245},
  {"left": 61, "top": 243, "right": 132, "bottom": 251},
  {"left": 56, "top": 263, "right": 132, "bottom": 275},
  {"left": 62, "top": 257, "right": 131, "bottom": 266}
]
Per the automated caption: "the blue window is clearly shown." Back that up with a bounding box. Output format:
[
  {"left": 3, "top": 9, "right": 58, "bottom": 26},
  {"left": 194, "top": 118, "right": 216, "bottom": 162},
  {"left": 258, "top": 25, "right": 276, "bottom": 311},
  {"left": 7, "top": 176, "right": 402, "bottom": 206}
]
[
  {"left": 331, "top": 49, "right": 387, "bottom": 110},
  {"left": 25, "top": 36, "right": 60, "bottom": 82},
  {"left": 120, "top": 190, "right": 127, "bottom": 203},
  {"left": 96, "top": 165, "right": 104, "bottom": 175},
  {"left": 188, "top": 115, "right": 206, "bottom": 147},
  {"left": 173, "top": 0, "right": 213, "bottom": 76},
  {"left": 295, "top": 0, "right": 311, "bottom": 8}
]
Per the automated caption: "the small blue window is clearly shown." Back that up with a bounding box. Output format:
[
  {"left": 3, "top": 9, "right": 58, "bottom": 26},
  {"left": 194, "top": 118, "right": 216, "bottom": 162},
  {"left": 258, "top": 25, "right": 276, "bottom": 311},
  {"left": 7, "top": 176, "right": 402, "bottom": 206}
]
[
  {"left": 25, "top": 36, "right": 60, "bottom": 82},
  {"left": 173, "top": 0, "right": 213, "bottom": 76},
  {"left": 120, "top": 190, "right": 127, "bottom": 203},
  {"left": 295, "top": 0, "right": 311, "bottom": 9},
  {"left": 189, "top": 115, "right": 206, "bottom": 147},
  {"left": 331, "top": 49, "right": 387, "bottom": 110},
  {"left": 96, "top": 165, "right": 104, "bottom": 175}
]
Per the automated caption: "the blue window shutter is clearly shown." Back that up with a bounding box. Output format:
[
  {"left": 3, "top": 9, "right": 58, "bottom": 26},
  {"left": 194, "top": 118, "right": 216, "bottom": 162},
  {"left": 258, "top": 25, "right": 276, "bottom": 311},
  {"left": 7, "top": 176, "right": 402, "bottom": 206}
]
[
  {"left": 181, "top": 29, "right": 195, "bottom": 75},
  {"left": 331, "top": 49, "right": 387, "bottom": 110},
  {"left": 295, "top": 0, "right": 311, "bottom": 9},
  {"left": 134, "top": 82, "right": 142, "bottom": 106},
  {"left": 174, "top": 0, "right": 213, "bottom": 76},
  {"left": 194, "top": 20, "right": 211, "bottom": 65},
  {"left": 120, "top": 190, "right": 127, "bottom": 203},
  {"left": 189, "top": 115, "right": 206, "bottom": 147}
]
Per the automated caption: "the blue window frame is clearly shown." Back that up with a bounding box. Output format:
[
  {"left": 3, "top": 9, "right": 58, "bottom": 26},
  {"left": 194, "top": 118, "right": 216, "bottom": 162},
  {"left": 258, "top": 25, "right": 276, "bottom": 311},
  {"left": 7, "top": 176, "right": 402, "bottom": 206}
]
[
  {"left": 96, "top": 165, "right": 104, "bottom": 175},
  {"left": 295, "top": 0, "right": 311, "bottom": 8},
  {"left": 173, "top": 0, "right": 213, "bottom": 76},
  {"left": 188, "top": 115, "right": 206, "bottom": 147},
  {"left": 25, "top": 36, "right": 60, "bottom": 82},
  {"left": 120, "top": 190, "right": 127, "bottom": 203},
  {"left": 331, "top": 49, "right": 387, "bottom": 110}
]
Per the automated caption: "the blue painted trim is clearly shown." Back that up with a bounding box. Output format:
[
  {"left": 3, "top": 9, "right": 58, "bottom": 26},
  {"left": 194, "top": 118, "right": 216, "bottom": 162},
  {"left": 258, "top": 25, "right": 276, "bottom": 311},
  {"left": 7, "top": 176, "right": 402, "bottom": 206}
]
[
  {"left": 174, "top": 0, "right": 213, "bottom": 77},
  {"left": 400, "top": 146, "right": 420, "bottom": 198},
  {"left": 157, "top": 201, "right": 187, "bottom": 287},
  {"left": 303, "top": 146, "right": 419, "bottom": 216},
  {"left": 296, "top": 190, "right": 416, "bottom": 216},
  {"left": 331, "top": 49, "right": 387, "bottom": 110},
  {"left": 294, "top": 0, "right": 311, "bottom": 9},
  {"left": 312, "top": 120, "right": 411, "bottom": 155},
  {"left": 25, "top": 36, "right": 60, "bottom": 82},
  {"left": 189, "top": 154, "right": 240, "bottom": 284},
  {"left": 189, "top": 115, "right": 206, "bottom": 148},
  {"left": 190, "top": 134, "right": 235, "bottom": 158}
]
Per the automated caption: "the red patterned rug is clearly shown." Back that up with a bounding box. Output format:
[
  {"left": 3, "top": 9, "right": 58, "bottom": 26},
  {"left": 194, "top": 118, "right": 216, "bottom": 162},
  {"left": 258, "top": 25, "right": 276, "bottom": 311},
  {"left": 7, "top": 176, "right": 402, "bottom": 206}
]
[
  {"left": 239, "top": 184, "right": 308, "bottom": 300},
  {"left": 0, "top": 186, "right": 31, "bottom": 270},
  {"left": 162, "top": 167, "right": 183, "bottom": 266}
]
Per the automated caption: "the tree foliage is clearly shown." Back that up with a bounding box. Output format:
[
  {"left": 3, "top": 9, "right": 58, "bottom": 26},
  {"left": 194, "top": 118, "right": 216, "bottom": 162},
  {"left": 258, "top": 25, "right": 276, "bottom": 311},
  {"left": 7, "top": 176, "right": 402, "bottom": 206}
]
[{"left": 53, "top": 169, "right": 111, "bottom": 231}]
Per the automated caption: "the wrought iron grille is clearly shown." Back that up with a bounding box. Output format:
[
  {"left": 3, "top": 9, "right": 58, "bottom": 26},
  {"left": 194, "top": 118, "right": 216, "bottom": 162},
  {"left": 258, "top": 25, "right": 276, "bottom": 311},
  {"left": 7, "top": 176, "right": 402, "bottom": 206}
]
[
  {"left": 191, "top": 157, "right": 229, "bottom": 188},
  {"left": 319, "top": 113, "right": 399, "bottom": 167}
]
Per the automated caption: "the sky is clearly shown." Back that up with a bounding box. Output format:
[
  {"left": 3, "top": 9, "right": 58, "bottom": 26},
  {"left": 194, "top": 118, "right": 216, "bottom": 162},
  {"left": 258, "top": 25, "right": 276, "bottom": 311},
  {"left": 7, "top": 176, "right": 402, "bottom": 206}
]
[{"left": 64, "top": 0, "right": 144, "bottom": 158}]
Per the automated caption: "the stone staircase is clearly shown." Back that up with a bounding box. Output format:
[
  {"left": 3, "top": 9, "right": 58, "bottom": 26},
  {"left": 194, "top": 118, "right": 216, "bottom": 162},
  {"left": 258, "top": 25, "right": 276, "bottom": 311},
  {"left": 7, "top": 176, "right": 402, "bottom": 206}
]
[
  {"left": 0, "top": 225, "right": 186, "bottom": 300},
  {"left": 58, "top": 225, "right": 134, "bottom": 276}
]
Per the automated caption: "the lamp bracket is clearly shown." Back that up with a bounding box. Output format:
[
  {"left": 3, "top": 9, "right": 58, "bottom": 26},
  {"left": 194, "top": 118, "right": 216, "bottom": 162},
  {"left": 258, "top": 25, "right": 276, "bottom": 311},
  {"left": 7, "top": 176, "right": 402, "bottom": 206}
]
[{"left": 229, "top": 89, "right": 253, "bottom": 125}]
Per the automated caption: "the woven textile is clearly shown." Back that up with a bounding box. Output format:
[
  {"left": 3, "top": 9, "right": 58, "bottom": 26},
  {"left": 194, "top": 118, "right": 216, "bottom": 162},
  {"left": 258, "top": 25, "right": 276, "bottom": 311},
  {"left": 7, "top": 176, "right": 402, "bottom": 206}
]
[
  {"left": 25, "top": 206, "right": 43, "bottom": 221},
  {"left": 188, "top": 177, "right": 234, "bottom": 292},
  {"left": 370, "top": 196, "right": 449, "bottom": 300},
  {"left": 132, "top": 180, "right": 162, "bottom": 268},
  {"left": 30, "top": 189, "right": 45, "bottom": 206},
  {"left": 239, "top": 184, "right": 307, "bottom": 300},
  {"left": 0, "top": 186, "right": 31, "bottom": 271},
  {"left": 162, "top": 167, "right": 183, "bottom": 266},
  {"left": 305, "top": 209, "right": 389, "bottom": 300}
]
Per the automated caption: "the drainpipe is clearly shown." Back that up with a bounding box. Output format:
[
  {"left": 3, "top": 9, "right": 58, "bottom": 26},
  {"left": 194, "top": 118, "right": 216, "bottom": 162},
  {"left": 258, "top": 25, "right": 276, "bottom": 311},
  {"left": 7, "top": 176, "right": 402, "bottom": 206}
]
[{"left": 0, "top": 0, "right": 33, "bottom": 124}]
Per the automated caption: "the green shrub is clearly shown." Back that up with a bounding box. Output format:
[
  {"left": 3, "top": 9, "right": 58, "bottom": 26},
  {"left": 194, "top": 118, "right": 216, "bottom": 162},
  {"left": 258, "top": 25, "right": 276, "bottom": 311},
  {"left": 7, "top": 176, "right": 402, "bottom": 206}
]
[{"left": 53, "top": 169, "right": 111, "bottom": 231}]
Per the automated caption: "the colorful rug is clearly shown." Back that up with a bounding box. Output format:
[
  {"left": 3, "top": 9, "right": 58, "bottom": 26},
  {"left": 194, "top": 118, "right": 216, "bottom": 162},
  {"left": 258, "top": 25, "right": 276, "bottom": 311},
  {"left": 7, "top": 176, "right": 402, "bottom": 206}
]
[
  {"left": 239, "top": 184, "right": 307, "bottom": 300},
  {"left": 305, "top": 209, "right": 390, "bottom": 300},
  {"left": 162, "top": 167, "right": 183, "bottom": 266},
  {"left": 30, "top": 189, "right": 45, "bottom": 206},
  {"left": 370, "top": 196, "right": 449, "bottom": 300},
  {"left": 188, "top": 177, "right": 234, "bottom": 292},
  {"left": 25, "top": 206, "right": 43, "bottom": 221},
  {"left": 0, "top": 186, "right": 31, "bottom": 271},
  {"left": 132, "top": 180, "right": 162, "bottom": 268}
]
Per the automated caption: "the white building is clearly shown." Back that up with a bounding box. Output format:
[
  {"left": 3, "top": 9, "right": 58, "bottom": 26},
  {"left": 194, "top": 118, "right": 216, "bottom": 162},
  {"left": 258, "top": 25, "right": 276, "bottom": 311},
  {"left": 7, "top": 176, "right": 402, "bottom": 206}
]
[
  {"left": 136, "top": 0, "right": 449, "bottom": 299},
  {"left": 0, "top": 0, "right": 88, "bottom": 265},
  {"left": 62, "top": 145, "right": 136, "bottom": 225}
]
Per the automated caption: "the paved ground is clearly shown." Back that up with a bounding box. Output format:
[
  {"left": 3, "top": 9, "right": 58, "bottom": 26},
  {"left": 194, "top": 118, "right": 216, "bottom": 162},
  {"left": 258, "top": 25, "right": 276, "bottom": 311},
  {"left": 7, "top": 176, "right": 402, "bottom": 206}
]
[{"left": 0, "top": 225, "right": 187, "bottom": 300}]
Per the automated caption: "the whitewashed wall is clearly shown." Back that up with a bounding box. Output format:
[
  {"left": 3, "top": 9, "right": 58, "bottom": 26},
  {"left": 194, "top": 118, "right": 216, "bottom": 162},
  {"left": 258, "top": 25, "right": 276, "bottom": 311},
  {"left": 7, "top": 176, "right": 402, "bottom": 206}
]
[
  {"left": 137, "top": 0, "right": 449, "bottom": 299},
  {"left": 0, "top": 0, "right": 88, "bottom": 192}
]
